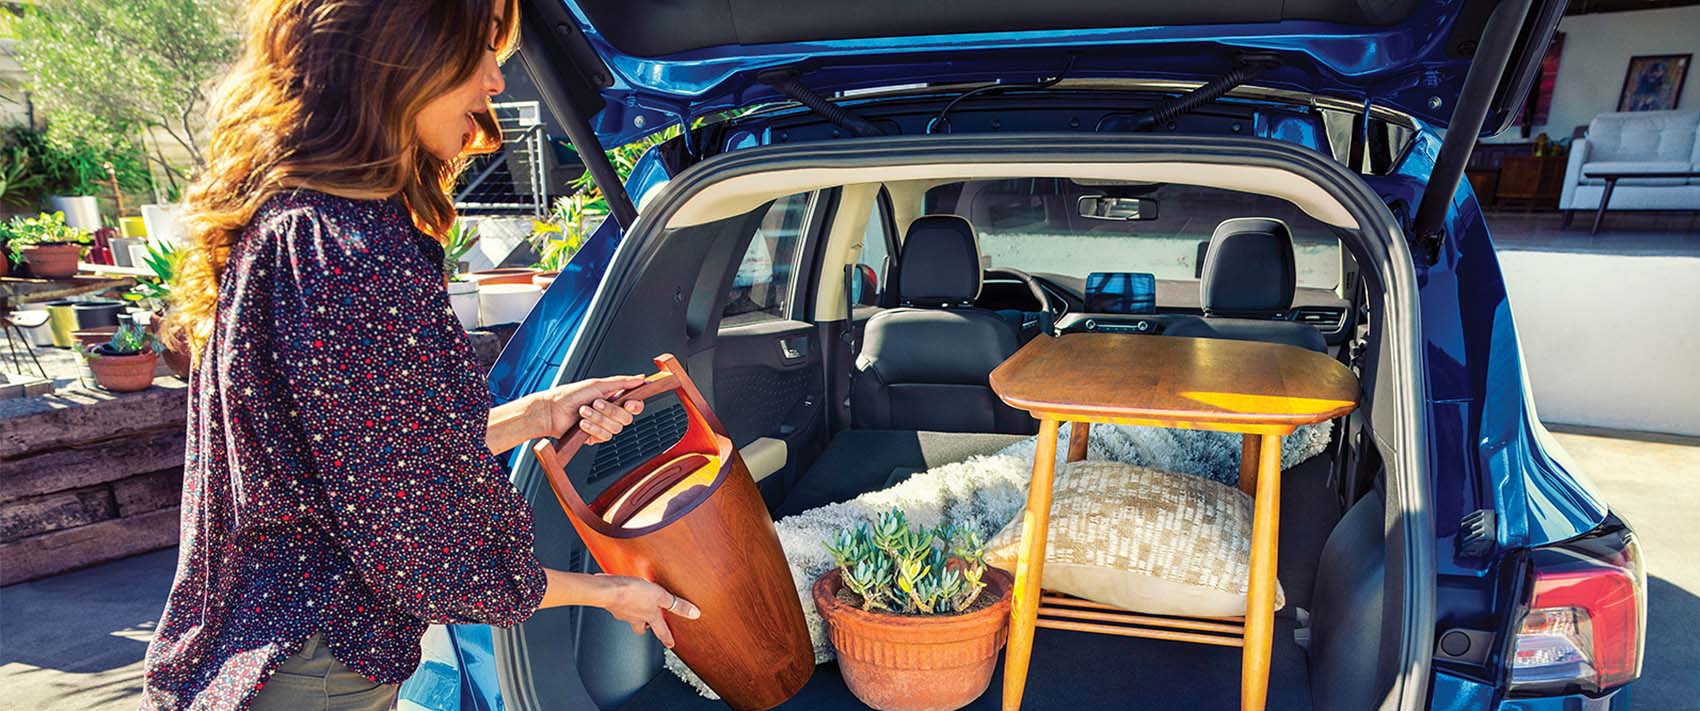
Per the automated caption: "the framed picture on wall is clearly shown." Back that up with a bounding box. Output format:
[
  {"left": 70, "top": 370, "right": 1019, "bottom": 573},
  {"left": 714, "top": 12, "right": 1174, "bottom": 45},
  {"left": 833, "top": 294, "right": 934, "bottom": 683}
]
[{"left": 1616, "top": 54, "right": 1690, "bottom": 112}]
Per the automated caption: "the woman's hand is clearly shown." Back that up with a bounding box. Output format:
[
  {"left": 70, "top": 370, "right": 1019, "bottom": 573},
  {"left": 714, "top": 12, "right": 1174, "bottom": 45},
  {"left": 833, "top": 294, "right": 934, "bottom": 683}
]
[
  {"left": 594, "top": 575, "right": 702, "bottom": 649},
  {"left": 538, "top": 569, "right": 701, "bottom": 648},
  {"left": 528, "top": 375, "right": 648, "bottom": 443}
]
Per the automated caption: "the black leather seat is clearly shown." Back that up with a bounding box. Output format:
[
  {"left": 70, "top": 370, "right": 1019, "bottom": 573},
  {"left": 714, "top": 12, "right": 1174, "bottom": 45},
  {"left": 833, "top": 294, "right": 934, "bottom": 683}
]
[
  {"left": 1164, "top": 217, "right": 1328, "bottom": 353},
  {"left": 851, "top": 215, "right": 1037, "bottom": 434}
]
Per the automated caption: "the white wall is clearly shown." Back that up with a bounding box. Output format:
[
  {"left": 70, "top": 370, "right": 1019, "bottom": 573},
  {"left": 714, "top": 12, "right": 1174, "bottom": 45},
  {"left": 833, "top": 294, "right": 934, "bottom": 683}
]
[
  {"left": 1486, "top": 6, "right": 1700, "bottom": 143},
  {"left": 1499, "top": 250, "right": 1700, "bottom": 437}
]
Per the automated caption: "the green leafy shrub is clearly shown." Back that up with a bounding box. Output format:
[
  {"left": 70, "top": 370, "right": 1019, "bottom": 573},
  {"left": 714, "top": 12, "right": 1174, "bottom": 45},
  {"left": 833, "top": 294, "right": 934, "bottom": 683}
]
[
  {"left": 823, "top": 509, "right": 991, "bottom": 615},
  {"left": 3, "top": 211, "right": 91, "bottom": 263},
  {"left": 444, "top": 220, "right": 480, "bottom": 279},
  {"left": 128, "top": 240, "right": 183, "bottom": 308}
]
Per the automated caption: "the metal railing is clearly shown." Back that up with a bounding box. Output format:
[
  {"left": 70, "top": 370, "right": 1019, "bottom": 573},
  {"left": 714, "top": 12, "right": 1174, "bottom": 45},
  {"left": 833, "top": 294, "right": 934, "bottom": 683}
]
[{"left": 454, "top": 101, "right": 549, "bottom": 216}]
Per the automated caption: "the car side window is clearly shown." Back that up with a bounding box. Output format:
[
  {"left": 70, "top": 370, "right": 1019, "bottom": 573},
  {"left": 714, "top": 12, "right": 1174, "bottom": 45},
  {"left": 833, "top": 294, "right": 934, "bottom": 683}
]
[
  {"left": 852, "top": 191, "right": 894, "bottom": 305},
  {"left": 722, "top": 192, "right": 811, "bottom": 327}
]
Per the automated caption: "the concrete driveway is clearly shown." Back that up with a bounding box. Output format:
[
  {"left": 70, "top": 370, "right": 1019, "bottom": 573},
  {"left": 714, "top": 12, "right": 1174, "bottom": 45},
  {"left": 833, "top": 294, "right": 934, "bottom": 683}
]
[{"left": 1, "top": 430, "right": 1695, "bottom": 710}]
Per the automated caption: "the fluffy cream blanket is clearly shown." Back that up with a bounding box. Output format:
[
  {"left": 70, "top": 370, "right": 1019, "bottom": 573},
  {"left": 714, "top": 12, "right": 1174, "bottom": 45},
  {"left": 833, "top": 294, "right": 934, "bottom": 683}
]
[{"left": 664, "top": 421, "right": 1332, "bottom": 697}]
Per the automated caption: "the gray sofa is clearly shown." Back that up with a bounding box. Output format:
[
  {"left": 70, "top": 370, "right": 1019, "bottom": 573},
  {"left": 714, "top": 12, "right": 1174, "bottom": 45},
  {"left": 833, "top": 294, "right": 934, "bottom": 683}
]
[{"left": 1560, "top": 110, "right": 1700, "bottom": 217}]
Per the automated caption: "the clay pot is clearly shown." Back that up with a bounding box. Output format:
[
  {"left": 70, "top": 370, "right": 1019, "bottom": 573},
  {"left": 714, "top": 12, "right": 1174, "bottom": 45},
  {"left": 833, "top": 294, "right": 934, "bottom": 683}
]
[
  {"left": 87, "top": 350, "right": 159, "bottom": 392},
  {"left": 147, "top": 317, "right": 193, "bottom": 380},
  {"left": 21, "top": 243, "right": 82, "bottom": 278},
  {"left": 71, "top": 326, "right": 119, "bottom": 350},
  {"left": 463, "top": 267, "right": 539, "bottom": 286},
  {"left": 531, "top": 270, "right": 559, "bottom": 289},
  {"left": 812, "top": 565, "right": 1014, "bottom": 711}
]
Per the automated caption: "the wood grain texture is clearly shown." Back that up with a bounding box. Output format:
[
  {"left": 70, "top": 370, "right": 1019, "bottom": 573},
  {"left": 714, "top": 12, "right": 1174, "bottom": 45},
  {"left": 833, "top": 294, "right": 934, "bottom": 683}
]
[
  {"left": 0, "top": 505, "right": 179, "bottom": 585},
  {"left": 990, "top": 334, "right": 1359, "bottom": 433},
  {"left": 1238, "top": 434, "right": 1261, "bottom": 496},
  {"left": 1002, "top": 417, "right": 1061, "bottom": 711},
  {"left": 533, "top": 354, "right": 812, "bottom": 710},
  {"left": 1241, "top": 432, "right": 1284, "bottom": 711}
]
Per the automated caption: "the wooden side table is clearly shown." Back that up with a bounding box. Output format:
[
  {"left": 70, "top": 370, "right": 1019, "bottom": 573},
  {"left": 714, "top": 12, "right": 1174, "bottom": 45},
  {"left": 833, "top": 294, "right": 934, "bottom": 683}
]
[{"left": 989, "top": 333, "right": 1359, "bottom": 711}]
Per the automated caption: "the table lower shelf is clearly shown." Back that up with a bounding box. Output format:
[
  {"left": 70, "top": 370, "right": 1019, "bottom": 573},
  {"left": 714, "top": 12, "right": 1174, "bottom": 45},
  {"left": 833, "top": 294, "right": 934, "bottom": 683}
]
[{"left": 1036, "top": 592, "right": 1247, "bottom": 648}]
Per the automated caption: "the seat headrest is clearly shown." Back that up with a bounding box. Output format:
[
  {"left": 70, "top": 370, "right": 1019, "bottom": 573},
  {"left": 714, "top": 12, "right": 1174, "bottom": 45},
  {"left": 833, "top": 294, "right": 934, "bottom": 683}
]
[
  {"left": 1200, "top": 217, "right": 1296, "bottom": 318},
  {"left": 898, "top": 215, "right": 982, "bottom": 306}
]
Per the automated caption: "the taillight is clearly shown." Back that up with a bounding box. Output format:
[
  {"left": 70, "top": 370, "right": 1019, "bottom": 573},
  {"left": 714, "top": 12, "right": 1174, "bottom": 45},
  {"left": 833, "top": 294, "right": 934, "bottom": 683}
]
[{"left": 1507, "top": 516, "right": 1645, "bottom": 696}]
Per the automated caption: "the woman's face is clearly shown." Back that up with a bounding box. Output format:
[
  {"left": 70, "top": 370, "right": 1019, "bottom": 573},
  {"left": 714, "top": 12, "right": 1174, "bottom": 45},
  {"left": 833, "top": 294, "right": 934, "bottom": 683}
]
[{"left": 415, "top": 17, "right": 507, "bottom": 162}]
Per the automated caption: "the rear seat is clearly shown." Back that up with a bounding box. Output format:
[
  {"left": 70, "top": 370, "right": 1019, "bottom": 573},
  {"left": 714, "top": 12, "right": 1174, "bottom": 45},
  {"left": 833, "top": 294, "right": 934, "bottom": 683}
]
[
  {"left": 772, "top": 430, "right": 1028, "bottom": 518},
  {"left": 1164, "top": 217, "right": 1327, "bottom": 353}
]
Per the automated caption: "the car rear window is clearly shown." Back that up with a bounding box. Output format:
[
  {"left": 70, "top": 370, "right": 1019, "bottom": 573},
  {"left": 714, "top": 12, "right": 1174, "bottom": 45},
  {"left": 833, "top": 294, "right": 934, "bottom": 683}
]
[{"left": 921, "top": 179, "right": 1342, "bottom": 290}]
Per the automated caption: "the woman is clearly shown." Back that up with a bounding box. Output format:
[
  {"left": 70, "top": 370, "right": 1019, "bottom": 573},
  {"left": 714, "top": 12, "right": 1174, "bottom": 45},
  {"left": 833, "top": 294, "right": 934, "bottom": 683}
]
[{"left": 141, "top": 2, "right": 697, "bottom": 709}]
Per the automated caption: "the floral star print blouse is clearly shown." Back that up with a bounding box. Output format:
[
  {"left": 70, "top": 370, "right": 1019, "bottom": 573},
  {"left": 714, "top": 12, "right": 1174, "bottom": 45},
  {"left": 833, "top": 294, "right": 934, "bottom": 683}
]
[{"left": 141, "top": 190, "right": 546, "bottom": 710}]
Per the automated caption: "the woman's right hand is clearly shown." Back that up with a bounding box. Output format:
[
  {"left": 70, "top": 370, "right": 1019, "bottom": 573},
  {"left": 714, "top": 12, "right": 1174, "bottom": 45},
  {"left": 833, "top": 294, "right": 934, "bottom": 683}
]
[
  {"left": 538, "top": 569, "right": 701, "bottom": 648},
  {"left": 594, "top": 575, "right": 702, "bottom": 649}
]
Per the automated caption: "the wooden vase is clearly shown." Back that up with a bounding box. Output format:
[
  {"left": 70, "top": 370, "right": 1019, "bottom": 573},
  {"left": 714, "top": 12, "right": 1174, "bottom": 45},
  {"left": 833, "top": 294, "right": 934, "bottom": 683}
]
[{"left": 532, "top": 354, "right": 813, "bottom": 710}]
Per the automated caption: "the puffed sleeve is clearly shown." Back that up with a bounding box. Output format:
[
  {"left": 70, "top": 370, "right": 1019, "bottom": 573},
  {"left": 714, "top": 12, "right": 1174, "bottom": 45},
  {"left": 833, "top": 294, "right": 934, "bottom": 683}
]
[{"left": 265, "top": 205, "right": 546, "bottom": 627}]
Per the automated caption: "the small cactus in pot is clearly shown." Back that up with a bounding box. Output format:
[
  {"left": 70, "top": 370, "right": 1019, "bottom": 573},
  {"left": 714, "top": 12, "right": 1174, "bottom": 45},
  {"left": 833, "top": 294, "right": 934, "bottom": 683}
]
[{"left": 79, "top": 322, "right": 162, "bottom": 392}]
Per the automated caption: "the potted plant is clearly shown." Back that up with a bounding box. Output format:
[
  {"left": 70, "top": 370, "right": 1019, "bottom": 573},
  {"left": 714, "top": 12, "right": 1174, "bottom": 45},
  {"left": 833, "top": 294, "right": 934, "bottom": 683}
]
[
  {"left": 79, "top": 321, "right": 162, "bottom": 392},
  {"left": 129, "top": 241, "right": 192, "bottom": 378},
  {"left": 813, "top": 509, "right": 1014, "bottom": 711},
  {"left": 4, "top": 211, "right": 91, "bottom": 278},
  {"left": 528, "top": 192, "right": 600, "bottom": 289},
  {"left": 444, "top": 220, "right": 481, "bottom": 330}
]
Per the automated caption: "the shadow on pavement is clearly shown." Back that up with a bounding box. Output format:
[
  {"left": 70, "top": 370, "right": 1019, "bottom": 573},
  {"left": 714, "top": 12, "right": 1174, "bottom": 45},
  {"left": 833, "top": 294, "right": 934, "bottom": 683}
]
[{"left": 1638, "top": 575, "right": 1700, "bottom": 708}]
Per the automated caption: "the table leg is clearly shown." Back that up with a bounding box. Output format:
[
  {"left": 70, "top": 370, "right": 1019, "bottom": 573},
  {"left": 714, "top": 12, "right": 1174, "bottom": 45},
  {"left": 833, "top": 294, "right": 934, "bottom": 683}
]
[
  {"left": 1241, "top": 433, "right": 1283, "bottom": 711},
  {"left": 1066, "top": 422, "right": 1090, "bottom": 463},
  {"left": 1004, "top": 417, "right": 1061, "bottom": 711},
  {"left": 1592, "top": 178, "right": 1617, "bottom": 236},
  {"left": 1238, "top": 433, "right": 1259, "bottom": 496}
]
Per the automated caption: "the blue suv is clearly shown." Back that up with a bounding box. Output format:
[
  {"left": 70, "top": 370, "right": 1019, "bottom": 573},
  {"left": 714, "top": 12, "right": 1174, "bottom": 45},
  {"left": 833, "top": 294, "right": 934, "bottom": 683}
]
[{"left": 403, "top": 1, "right": 1647, "bottom": 709}]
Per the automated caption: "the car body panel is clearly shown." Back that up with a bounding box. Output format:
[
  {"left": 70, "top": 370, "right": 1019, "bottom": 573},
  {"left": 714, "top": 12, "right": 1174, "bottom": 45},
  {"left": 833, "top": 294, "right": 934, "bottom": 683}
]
[
  {"left": 405, "top": 96, "right": 1621, "bottom": 710},
  {"left": 548, "top": 0, "right": 1566, "bottom": 146}
]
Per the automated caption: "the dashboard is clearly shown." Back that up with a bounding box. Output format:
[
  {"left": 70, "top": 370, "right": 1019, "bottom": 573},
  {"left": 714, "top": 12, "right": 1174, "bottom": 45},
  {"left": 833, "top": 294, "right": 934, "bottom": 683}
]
[{"left": 977, "top": 272, "right": 1354, "bottom": 345}]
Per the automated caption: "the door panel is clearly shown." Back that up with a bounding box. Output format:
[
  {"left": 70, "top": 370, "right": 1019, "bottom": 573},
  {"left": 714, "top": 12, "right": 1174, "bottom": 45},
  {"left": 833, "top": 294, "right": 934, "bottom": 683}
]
[{"left": 711, "top": 319, "right": 824, "bottom": 505}]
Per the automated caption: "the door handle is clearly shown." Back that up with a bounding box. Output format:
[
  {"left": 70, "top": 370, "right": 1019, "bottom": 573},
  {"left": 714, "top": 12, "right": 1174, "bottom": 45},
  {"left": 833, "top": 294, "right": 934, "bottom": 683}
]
[{"left": 778, "top": 336, "right": 808, "bottom": 361}]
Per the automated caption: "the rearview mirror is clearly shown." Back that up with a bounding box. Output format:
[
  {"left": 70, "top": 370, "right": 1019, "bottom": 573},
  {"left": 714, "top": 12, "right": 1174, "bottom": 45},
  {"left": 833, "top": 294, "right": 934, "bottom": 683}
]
[{"left": 1078, "top": 195, "right": 1157, "bottom": 221}]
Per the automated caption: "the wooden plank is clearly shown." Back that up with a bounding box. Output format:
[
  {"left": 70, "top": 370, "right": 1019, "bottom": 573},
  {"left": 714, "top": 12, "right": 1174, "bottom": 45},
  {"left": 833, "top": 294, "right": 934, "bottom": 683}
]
[
  {"left": 113, "top": 468, "right": 184, "bottom": 517},
  {"left": 990, "top": 333, "right": 1359, "bottom": 429},
  {"left": 1, "top": 427, "right": 186, "bottom": 502},
  {"left": 0, "top": 381, "right": 188, "bottom": 457},
  {"left": 1037, "top": 605, "right": 1246, "bottom": 634},
  {"left": 0, "top": 506, "right": 179, "bottom": 585},
  {"left": 1034, "top": 618, "right": 1245, "bottom": 647},
  {"left": 0, "top": 485, "right": 117, "bottom": 542}
]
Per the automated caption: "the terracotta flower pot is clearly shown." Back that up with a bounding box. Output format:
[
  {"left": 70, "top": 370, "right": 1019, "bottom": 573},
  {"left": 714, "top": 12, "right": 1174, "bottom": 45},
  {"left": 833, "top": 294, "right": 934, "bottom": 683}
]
[
  {"left": 148, "top": 317, "right": 193, "bottom": 380},
  {"left": 22, "top": 243, "right": 82, "bottom": 279},
  {"left": 463, "top": 267, "right": 539, "bottom": 286},
  {"left": 87, "top": 351, "right": 159, "bottom": 392},
  {"left": 812, "top": 565, "right": 1014, "bottom": 711},
  {"left": 531, "top": 270, "right": 559, "bottom": 289}
]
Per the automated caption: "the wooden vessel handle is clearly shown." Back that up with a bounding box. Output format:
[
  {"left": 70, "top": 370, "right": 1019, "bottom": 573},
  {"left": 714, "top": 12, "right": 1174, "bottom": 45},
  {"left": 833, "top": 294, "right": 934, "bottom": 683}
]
[{"left": 547, "top": 369, "right": 679, "bottom": 466}]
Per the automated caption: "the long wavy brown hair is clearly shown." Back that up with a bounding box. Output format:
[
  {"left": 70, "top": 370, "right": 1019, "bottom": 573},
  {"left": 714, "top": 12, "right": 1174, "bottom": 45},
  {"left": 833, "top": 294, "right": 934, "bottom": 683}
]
[{"left": 170, "top": 0, "right": 519, "bottom": 356}]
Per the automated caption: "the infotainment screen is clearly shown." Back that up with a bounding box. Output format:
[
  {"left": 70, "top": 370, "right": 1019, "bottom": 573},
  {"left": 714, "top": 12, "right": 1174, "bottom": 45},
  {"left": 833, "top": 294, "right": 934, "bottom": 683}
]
[{"left": 1084, "top": 272, "right": 1157, "bottom": 314}]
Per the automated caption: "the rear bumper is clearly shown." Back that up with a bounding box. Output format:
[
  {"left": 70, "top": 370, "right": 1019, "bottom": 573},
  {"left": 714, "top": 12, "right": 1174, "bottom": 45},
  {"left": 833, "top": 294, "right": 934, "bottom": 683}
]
[{"left": 1431, "top": 669, "right": 1632, "bottom": 710}]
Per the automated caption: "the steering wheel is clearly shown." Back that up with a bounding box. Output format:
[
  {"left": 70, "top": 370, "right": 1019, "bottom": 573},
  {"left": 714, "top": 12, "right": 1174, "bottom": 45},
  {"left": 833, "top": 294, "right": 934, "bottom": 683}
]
[{"left": 982, "top": 267, "right": 1058, "bottom": 337}]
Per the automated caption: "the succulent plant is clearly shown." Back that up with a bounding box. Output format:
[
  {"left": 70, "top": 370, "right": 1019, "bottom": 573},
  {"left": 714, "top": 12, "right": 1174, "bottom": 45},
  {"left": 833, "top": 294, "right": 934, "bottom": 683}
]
[
  {"left": 823, "top": 508, "right": 990, "bottom": 615},
  {"left": 80, "top": 321, "right": 162, "bottom": 358}
]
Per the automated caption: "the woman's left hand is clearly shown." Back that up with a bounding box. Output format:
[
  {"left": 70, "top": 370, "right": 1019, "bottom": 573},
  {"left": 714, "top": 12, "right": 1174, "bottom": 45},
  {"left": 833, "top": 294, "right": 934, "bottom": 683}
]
[{"left": 528, "top": 375, "right": 648, "bottom": 443}]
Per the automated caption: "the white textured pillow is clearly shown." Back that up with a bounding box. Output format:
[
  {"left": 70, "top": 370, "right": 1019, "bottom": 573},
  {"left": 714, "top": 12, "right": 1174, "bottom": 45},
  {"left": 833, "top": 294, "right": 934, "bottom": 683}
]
[{"left": 986, "top": 460, "right": 1283, "bottom": 618}]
